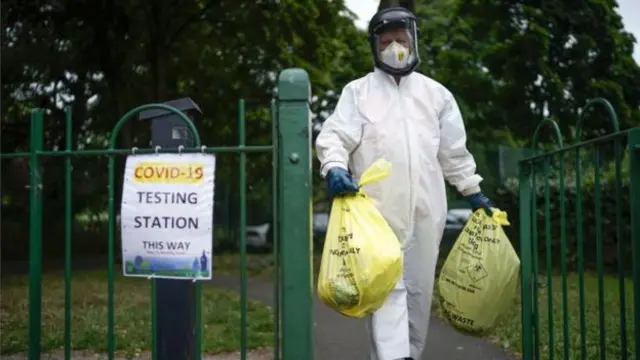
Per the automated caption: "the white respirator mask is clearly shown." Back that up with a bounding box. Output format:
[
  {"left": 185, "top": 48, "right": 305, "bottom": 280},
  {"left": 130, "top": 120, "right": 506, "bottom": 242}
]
[{"left": 380, "top": 41, "right": 411, "bottom": 69}]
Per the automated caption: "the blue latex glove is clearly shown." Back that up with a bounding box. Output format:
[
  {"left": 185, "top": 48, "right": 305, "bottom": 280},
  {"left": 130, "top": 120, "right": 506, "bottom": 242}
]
[
  {"left": 465, "top": 192, "right": 494, "bottom": 216},
  {"left": 326, "top": 167, "right": 359, "bottom": 197}
]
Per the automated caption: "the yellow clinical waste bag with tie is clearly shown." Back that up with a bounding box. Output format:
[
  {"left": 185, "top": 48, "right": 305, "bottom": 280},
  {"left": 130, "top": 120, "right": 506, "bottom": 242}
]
[
  {"left": 437, "top": 208, "right": 520, "bottom": 333},
  {"left": 317, "top": 159, "right": 403, "bottom": 318}
]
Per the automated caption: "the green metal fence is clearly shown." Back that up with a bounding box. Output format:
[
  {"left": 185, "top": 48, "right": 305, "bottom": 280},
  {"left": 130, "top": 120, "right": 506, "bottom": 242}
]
[
  {"left": 518, "top": 98, "right": 640, "bottom": 360},
  {"left": 1, "top": 68, "right": 314, "bottom": 360}
]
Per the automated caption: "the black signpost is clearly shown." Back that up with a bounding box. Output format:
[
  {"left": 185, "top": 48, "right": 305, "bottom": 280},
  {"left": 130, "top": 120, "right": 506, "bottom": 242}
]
[{"left": 139, "top": 97, "right": 203, "bottom": 360}]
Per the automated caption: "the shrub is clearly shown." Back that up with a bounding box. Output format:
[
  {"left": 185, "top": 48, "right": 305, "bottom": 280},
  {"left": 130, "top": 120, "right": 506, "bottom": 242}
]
[{"left": 495, "top": 148, "right": 633, "bottom": 274}]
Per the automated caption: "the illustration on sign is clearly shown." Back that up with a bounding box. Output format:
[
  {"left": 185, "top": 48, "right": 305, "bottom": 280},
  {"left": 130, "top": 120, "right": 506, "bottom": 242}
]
[{"left": 120, "top": 153, "right": 215, "bottom": 280}]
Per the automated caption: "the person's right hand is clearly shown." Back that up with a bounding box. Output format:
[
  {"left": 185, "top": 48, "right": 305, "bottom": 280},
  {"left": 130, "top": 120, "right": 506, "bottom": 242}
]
[{"left": 326, "top": 167, "right": 359, "bottom": 197}]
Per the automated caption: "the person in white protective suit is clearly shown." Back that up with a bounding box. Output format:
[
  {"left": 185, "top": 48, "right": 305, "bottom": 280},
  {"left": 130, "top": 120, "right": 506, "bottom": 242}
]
[{"left": 315, "top": 6, "right": 494, "bottom": 360}]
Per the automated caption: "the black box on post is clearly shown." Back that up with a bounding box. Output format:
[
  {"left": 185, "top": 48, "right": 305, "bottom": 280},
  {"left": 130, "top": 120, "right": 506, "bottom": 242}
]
[{"left": 140, "top": 97, "right": 202, "bottom": 148}]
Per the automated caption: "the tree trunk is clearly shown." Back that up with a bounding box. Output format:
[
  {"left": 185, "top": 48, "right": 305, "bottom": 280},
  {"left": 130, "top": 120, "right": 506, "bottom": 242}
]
[{"left": 148, "top": 1, "right": 168, "bottom": 102}]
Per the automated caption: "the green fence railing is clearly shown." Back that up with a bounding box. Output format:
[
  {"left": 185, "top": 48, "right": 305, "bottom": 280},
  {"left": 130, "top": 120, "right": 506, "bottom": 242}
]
[
  {"left": 1, "top": 68, "right": 314, "bottom": 360},
  {"left": 518, "top": 98, "right": 640, "bottom": 360}
]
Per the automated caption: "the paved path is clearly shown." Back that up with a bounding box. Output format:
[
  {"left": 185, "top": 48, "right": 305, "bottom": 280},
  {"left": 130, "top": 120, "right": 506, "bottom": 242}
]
[{"left": 207, "top": 275, "right": 516, "bottom": 360}]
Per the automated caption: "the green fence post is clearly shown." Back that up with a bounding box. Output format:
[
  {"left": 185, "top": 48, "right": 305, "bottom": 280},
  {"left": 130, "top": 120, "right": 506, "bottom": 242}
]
[
  {"left": 276, "top": 68, "right": 313, "bottom": 360},
  {"left": 271, "top": 99, "right": 282, "bottom": 360},
  {"left": 629, "top": 127, "right": 640, "bottom": 360},
  {"left": 518, "top": 161, "right": 534, "bottom": 360},
  {"left": 28, "top": 109, "right": 44, "bottom": 360}
]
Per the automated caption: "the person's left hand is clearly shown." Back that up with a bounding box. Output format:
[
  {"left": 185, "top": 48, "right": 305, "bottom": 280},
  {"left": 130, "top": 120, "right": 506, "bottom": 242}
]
[{"left": 465, "top": 192, "right": 494, "bottom": 216}]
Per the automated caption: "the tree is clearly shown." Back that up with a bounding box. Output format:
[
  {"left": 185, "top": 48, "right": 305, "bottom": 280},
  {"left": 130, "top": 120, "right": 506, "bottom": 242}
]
[
  {"left": 424, "top": 0, "right": 640, "bottom": 141},
  {"left": 1, "top": 0, "right": 370, "bottom": 258}
]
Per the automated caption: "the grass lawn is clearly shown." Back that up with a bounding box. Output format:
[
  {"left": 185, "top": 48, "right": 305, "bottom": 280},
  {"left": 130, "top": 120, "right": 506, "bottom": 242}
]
[
  {"left": 0, "top": 270, "right": 273, "bottom": 357},
  {"left": 212, "top": 253, "right": 280, "bottom": 277},
  {"left": 212, "top": 252, "right": 322, "bottom": 280},
  {"left": 431, "top": 271, "right": 636, "bottom": 360}
]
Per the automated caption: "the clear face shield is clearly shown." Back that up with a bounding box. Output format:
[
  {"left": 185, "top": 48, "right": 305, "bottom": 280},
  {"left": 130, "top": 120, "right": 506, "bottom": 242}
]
[{"left": 371, "top": 19, "right": 419, "bottom": 76}]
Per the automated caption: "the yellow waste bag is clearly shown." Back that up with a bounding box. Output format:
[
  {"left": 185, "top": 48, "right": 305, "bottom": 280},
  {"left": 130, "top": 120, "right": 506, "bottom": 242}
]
[
  {"left": 317, "top": 159, "right": 402, "bottom": 318},
  {"left": 437, "top": 208, "right": 520, "bottom": 333}
]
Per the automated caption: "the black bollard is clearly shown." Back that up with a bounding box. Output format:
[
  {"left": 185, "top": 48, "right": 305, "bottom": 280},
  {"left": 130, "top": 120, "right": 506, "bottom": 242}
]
[{"left": 140, "top": 97, "right": 203, "bottom": 360}]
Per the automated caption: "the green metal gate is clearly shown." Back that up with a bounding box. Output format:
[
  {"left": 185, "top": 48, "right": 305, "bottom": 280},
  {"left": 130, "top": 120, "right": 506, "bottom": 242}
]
[
  {"left": 518, "top": 98, "right": 640, "bottom": 360},
  {"left": 1, "top": 68, "right": 314, "bottom": 359}
]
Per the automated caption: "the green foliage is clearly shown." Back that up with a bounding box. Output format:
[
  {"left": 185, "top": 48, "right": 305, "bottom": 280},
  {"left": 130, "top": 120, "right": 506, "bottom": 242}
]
[
  {"left": 3, "top": 0, "right": 640, "bottom": 260},
  {"left": 415, "top": 0, "right": 640, "bottom": 144},
  {"left": 0, "top": 0, "right": 371, "bottom": 259}
]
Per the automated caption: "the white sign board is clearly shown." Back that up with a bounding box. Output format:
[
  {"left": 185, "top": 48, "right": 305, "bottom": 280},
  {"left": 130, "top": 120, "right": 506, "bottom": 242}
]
[{"left": 120, "top": 153, "right": 215, "bottom": 280}]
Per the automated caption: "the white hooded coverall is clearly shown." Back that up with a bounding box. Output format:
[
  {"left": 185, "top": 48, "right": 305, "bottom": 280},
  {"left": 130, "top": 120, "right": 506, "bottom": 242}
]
[{"left": 315, "top": 68, "right": 483, "bottom": 360}]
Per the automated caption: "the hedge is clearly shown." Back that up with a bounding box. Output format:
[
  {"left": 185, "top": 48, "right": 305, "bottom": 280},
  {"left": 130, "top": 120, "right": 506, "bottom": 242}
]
[{"left": 494, "top": 147, "right": 633, "bottom": 274}]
